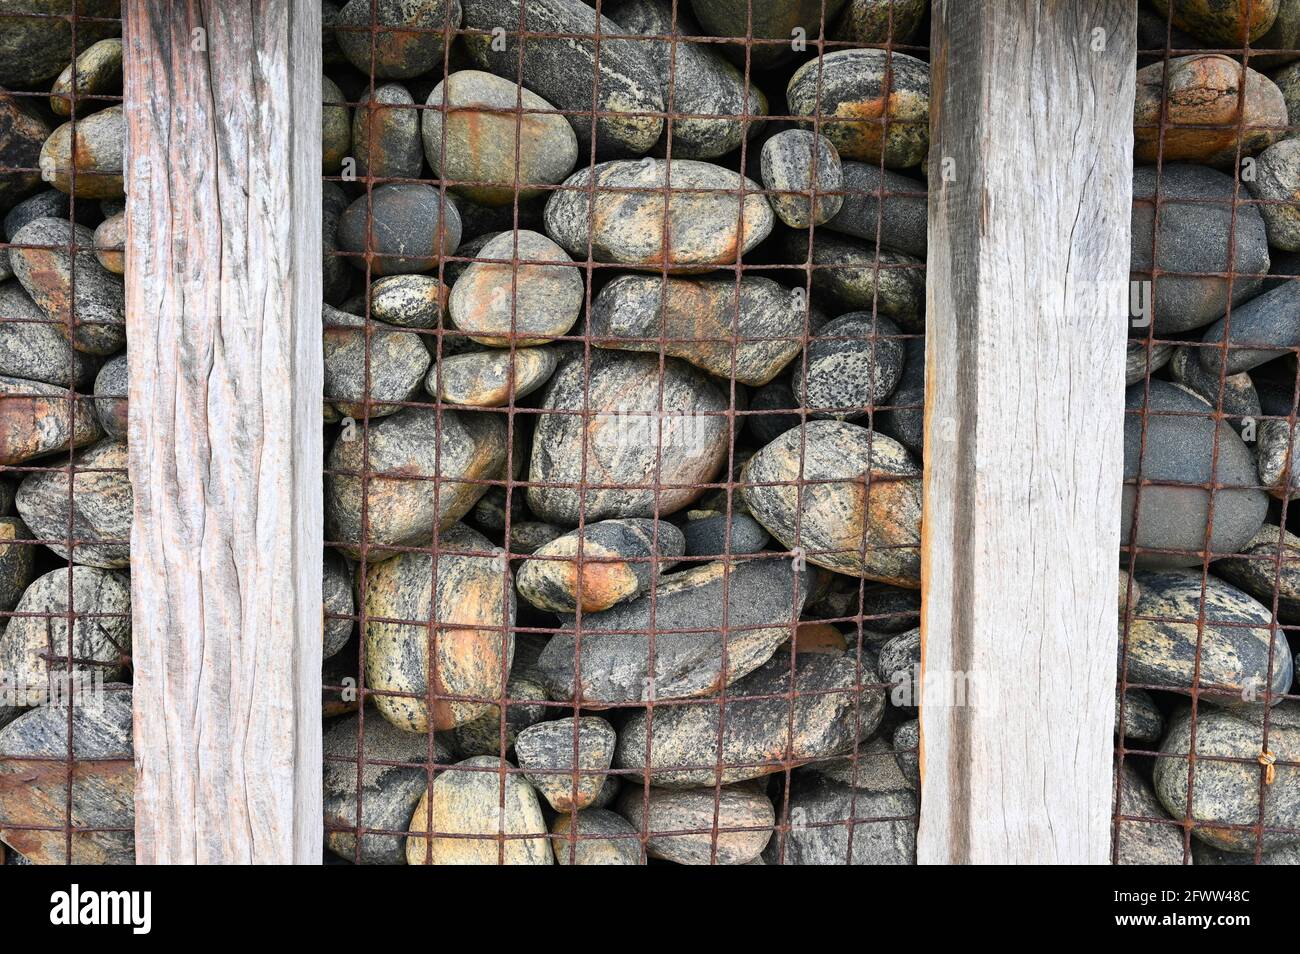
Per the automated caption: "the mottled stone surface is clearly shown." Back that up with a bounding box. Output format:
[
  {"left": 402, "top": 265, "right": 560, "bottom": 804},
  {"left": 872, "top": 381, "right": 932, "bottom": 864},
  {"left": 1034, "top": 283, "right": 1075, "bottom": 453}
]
[
  {"left": 1215, "top": 523, "right": 1300, "bottom": 622},
  {"left": 448, "top": 230, "right": 582, "bottom": 346},
  {"left": 39, "top": 104, "right": 124, "bottom": 198},
  {"left": 0, "top": 515, "right": 32, "bottom": 614},
  {"left": 1113, "top": 762, "right": 1186, "bottom": 865},
  {"left": 552, "top": 808, "right": 642, "bottom": 865},
  {"left": 406, "top": 755, "right": 552, "bottom": 864},
  {"left": 323, "top": 181, "right": 351, "bottom": 304},
  {"left": 825, "top": 161, "right": 927, "bottom": 259},
  {"left": 690, "top": 0, "right": 847, "bottom": 69},
  {"left": 323, "top": 550, "right": 355, "bottom": 660},
  {"left": 338, "top": 183, "right": 463, "bottom": 275},
  {"left": 527, "top": 351, "right": 729, "bottom": 524},
  {"left": 1122, "top": 381, "right": 1267, "bottom": 565},
  {"left": 765, "top": 763, "right": 916, "bottom": 864},
  {"left": 517, "top": 517, "right": 683, "bottom": 613},
  {"left": 352, "top": 83, "right": 423, "bottom": 180},
  {"left": 590, "top": 274, "right": 804, "bottom": 386},
  {"left": 0, "top": 686, "right": 134, "bottom": 865},
  {"left": 0, "top": 374, "right": 102, "bottom": 464},
  {"left": 833, "top": 0, "right": 926, "bottom": 45},
  {"left": 893, "top": 719, "right": 919, "bottom": 790},
  {"left": 326, "top": 407, "right": 506, "bottom": 558},
  {"left": 1202, "top": 285, "right": 1300, "bottom": 383},
  {"left": 1150, "top": 0, "right": 1280, "bottom": 45},
  {"left": 785, "top": 232, "right": 925, "bottom": 332},
  {"left": 787, "top": 49, "right": 929, "bottom": 168},
  {"left": 423, "top": 70, "right": 577, "bottom": 205},
  {"left": 92, "top": 211, "right": 124, "bottom": 275},
  {"left": 683, "top": 512, "right": 768, "bottom": 557},
  {"left": 322, "top": 75, "right": 351, "bottom": 174},
  {"left": 1117, "top": 688, "right": 1164, "bottom": 743},
  {"left": 515, "top": 716, "right": 615, "bottom": 811},
  {"left": 448, "top": 673, "right": 549, "bottom": 756},
  {"left": 1132, "top": 164, "right": 1270, "bottom": 335},
  {"left": 874, "top": 335, "right": 924, "bottom": 458},
  {"left": 370, "top": 273, "right": 447, "bottom": 328},
  {"left": 430, "top": 346, "right": 557, "bottom": 407},
  {"left": 1155, "top": 702, "right": 1300, "bottom": 854},
  {"left": 616, "top": 782, "right": 773, "bottom": 865},
  {"left": 92, "top": 352, "right": 126, "bottom": 440},
  {"left": 336, "top": 0, "right": 462, "bottom": 79},
  {"left": 0, "top": 281, "right": 96, "bottom": 388},
  {"left": 508, "top": 521, "right": 563, "bottom": 554},
  {"left": 16, "top": 439, "right": 128, "bottom": 567},
  {"left": 742, "top": 421, "right": 922, "bottom": 585},
  {"left": 616, "top": 649, "right": 886, "bottom": 787},
  {"left": 760, "top": 129, "right": 842, "bottom": 228},
  {"left": 544, "top": 159, "right": 773, "bottom": 271},
  {"left": 0, "top": 93, "right": 48, "bottom": 211},
  {"left": 792, "top": 312, "right": 904, "bottom": 419},
  {"left": 537, "top": 557, "right": 808, "bottom": 705},
  {"left": 1246, "top": 138, "right": 1300, "bottom": 250},
  {"left": 10, "top": 217, "right": 125, "bottom": 355},
  {"left": 1256, "top": 413, "right": 1300, "bottom": 500},
  {"left": 322, "top": 305, "right": 430, "bottom": 417},
  {"left": 1126, "top": 339, "right": 1173, "bottom": 386},
  {"left": 1165, "top": 348, "right": 1259, "bottom": 427},
  {"left": 50, "top": 37, "right": 121, "bottom": 117}
]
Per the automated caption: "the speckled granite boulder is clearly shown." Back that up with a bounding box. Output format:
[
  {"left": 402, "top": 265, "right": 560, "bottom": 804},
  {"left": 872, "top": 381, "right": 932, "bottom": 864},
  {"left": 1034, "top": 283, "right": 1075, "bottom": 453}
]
[
  {"left": 39, "top": 104, "right": 124, "bottom": 198},
  {"left": 406, "top": 755, "right": 552, "bottom": 864},
  {"left": 338, "top": 183, "right": 462, "bottom": 275},
  {"left": 448, "top": 230, "right": 582, "bottom": 346},
  {"left": 0, "top": 281, "right": 96, "bottom": 388},
  {"left": 878, "top": 628, "right": 921, "bottom": 708},
  {"left": 690, "top": 0, "right": 847, "bottom": 69},
  {"left": 825, "top": 162, "right": 927, "bottom": 259},
  {"left": 323, "top": 550, "right": 354, "bottom": 660},
  {"left": 448, "top": 673, "right": 550, "bottom": 757},
  {"left": 323, "top": 305, "right": 431, "bottom": 417},
  {"left": 1113, "top": 762, "right": 1186, "bottom": 865},
  {"left": 0, "top": 375, "right": 101, "bottom": 464},
  {"left": 323, "top": 181, "right": 351, "bottom": 304},
  {"left": 92, "top": 353, "right": 127, "bottom": 440},
  {"left": 0, "top": 516, "right": 32, "bottom": 614},
  {"left": 1194, "top": 840, "right": 1300, "bottom": 864},
  {"left": 874, "top": 336, "right": 924, "bottom": 458},
  {"left": 1215, "top": 523, "right": 1300, "bottom": 622},
  {"left": 793, "top": 313, "right": 904, "bottom": 418},
  {"left": 552, "top": 808, "right": 642, "bottom": 865},
  {"left": 786, "top": 232, "right": 925, "bottom": 331},
  {"left": 544, "top": 159, "right": 773, "bottom": 271},
  {"left": 369, "top": 273, "right": 447, "bottom": 328},
  {"left": 894, "top": 719, "right": 920, "bottom": 790},
  {"left": 92, "top": 212, "right": 124, "bottom": 275},
  {"left": 683, "top": 512, "right": 768, "bottom": 557},
  {"left": 515, "top": 716, "right": 615, "bottom": 811},
  {"left": 1117, "top": 688, "right": 1164, "bottom": 743},
  {"left": 335, "top": 0, "right": 462, "bottom": 78},
  {"left": 617, "top": 781, "right": 773, "bottom": 865},
  {"left": 352, "top": 83, "right": 423, "bottom": 180},
  {"left": 16, "top": 439, "right": 129, "bottom": 567},
  {"left": 430, "top": 346, "right": 557, "bottom": 407},
  {"left": 833, "top": 0, "right": 926, "bottom": 45},
  {"left": 0, "top": 93, "right": 48, "bottom": 211},
  {"left": 538, "top": 557, "right": 808, "bottom": 705},
  {"left": 760, "top": 129, "right": 842, "bottom": 228},
  {"left": 742, "top": 421, "right": 922, "bottom": 585},
  {"left": 1149, "top": 0, "right": 1279, "bottom": 46}
]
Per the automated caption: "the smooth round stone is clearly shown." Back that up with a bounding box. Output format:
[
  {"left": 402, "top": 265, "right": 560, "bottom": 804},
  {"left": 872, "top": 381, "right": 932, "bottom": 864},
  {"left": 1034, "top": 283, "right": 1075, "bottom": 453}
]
[
  {"left": 364, "top": 524, "right": 515, "bottom": 733},
  {"left": 742, "top": 421, "right": 922, "bottom": 585},
  {"left": 1149, "top": 0, "right": 1279, "bottom": 45},
  {"left": 16, "top": 439, "right": 129, "bottom": 567},
  {"left": 1113, "top": 762, "right": 1185, "bottom": 866},
  {"left": 352, "top": 83, "right": 422, "bottom": 180},
  {"left": 552, "top": 809, "right": 642, "bottom": 865},
  {"left": 1117, "top": 688, "right": 1164, "bottom": 743},
  {"left": 0, "top": 515, "right": 33, "bottom": 613},
  {"left": 338, "top": 183, "right": 463, "bottom": 275},
  {"left": 49, "top": 37, "right": 122, "bottom": 116},
  {"left": 92, "top": 352, "right": 126, "bottom": 440},
  {"left": 0, "top": 281, "right": 96, "bottom": 388},
  {"left": 461, "top": 0, "right": 663, "bottom": 155},
  {"left": 825, "top": 162, "right": 927, "bottom": 259},
  {"left": 1127, "top": 569, "right": 1292, "bottom": 705},
  {"left": 423, "top": 70, "right": 577, "bottom": 206},
  {"left": 745, "top": 378, "right": 801, "bottom": 447},
  {"left": 527, "top": 351, "right": 729, "bottom": 525},
  {"left": 894, "top": 719, "right": 920, "bottom": 790},
  {"left": 0, "top": 93, "right": 48, "bottom": 210},
  {"left": 689, "top": 0, "right": 847, "bottom": 69},
  {"left": 590, "top": 274, "right": 805, "bottom": 386},
  {"left": 10, "top": 217, "right": 126, "bottom": 355},
  {"left": 517, "top": 518, "right": 684, "bottom": 614},
  {"left": 785, "top": 232, "right": 925, "bottom": 332},
  {"left": 322, "top": 712, "right": 450, "bottom": 864},
  {"left": 761, "top": 130, "right": 843, "bottom": 229},
  {"left": 323, "top": 550, "right": 354, "bottom": 660},
  {"left": 92, "top": 211, "right": 124, "bottom": 275},
  {"left": 1155, "top": 702, "right": 1300, "bottom": 854},
  {"left": 606, "top": 0, "right": 765, "bottom": 160},
  {"left": 335, "top": 0, "right": 462, "bottom": 79},
  {"left": 616, "top": 782, "right": 773, "bottom": 865},
  {"left": 537, "top": 557, "right": 809, "bottom": 705},
  {"left": 793, "top": 313, "right": 905, "bottom": 419},
  {"left": 0, "top": 686, "right": 133, "bottom": 865},
  {"left": 1125, "top": 339, "right": 1173, "bottom": 386},
  {"left": 449, "top": 673, "right": 550, "bottom": 757},
  {"left": 0, "top": 565, "right": 130, "bottom": 692},
  {"left": 369, "top": 273, "right": 446, "bottom": 328},
  {"left": 874, "top": 336, "right": 924, "bottom": 458},
  {"left": 509, "top": 521, "right": 564, "bottom": 555},
  {"left": 1200, "top": 282, "right": 1300, "bottom": 374},
  {"left": 448, "top": 230, "right": 582, "bottom": 346},
  {"left": 406, "top": 755, "right": 552, "bottom": 865},
  {"left": 1215, "top": 523, "right": 1300, "bottom": 622},
  {"left": 616, "top": 649, "right": 885, "bottom": 788},
  {"left": 326, "top": 407, "right": 506, "bottom": 558},
  {"left": 515, "top": 716, "right": 615, "bottom": 811},
  {"left": 682, "top": 512, "right": 768, "bottom": 558},
  {"left": 0, "top": 374, "right": 101, "bottom": 464},
  {"left": 1247, "top": 138, "right": 1300, "bottom": 250},
  {"left": 430, "top": 346, "right": 557, "bottom": 407},
  {"left": 833, "top": 0, "right": 927, "bottom": 44},
  {"left": 1122, "top": 381, "right": 1267, "bottom": 565},
  {"left": 322, "top": 304, "right": 431, "bottom": 417},
  {"left": 787, "top": 49, "right": 929, "bottom": 168},
  {"left": 39, "top": 104, "right": 124, "bottom": 198},
  {"left": 323, "top": 181, "right": 351, "bottom": 304},
  {"left": 1132, "top": 164, "right": 1270, "bottom": 335},
  {"left": 322, "top": 76, "right": 351, "bottom": 174},
  {"left": 543, "top": 159, "right": 773, "bottom": 271}
]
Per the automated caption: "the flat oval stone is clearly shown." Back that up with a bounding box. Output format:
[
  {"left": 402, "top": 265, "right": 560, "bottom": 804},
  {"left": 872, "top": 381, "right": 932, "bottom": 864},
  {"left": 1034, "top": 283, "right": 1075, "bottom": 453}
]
[
  {"left": 322, "top": 76, "right": 351, "bottom": 174},
  {"left": 552, "top": 808, "right": 642, "bottom": 865},
  {"left": 590, "top": 274, "right": 805, "bottom": 386},
  {"left": 1149, "top": 0, "right": 1279, "bottom": 45},
  {"left": 335, "top": 0, "right": 462, "bottom": 79},
  {"left": 1125, "top": 339, "right": 1173, "bottom": 385},
  {"left": 536, "top": 557, "right": 809, "bottom": 705},
  {"left": 448, "top": 230, "right": 582, "bottom": 345},
  {"left": 833, "top": 0, "right": 927, "bottom": 44},
  {"left": 516, "top": 517, "right": 684, "bottom": 613},
  {"left": 0, "top": 565, "right": 130, "bottom": 692},
  {"left": 787, "top": 49, "right": 929, "bottom": 168},
  {"left": 1132, "top": 164, "right": 1269, "bottom": 335},
  {"left": 322, "top": 304, "right": 431, "bottom": 417},
  {"left": 50, "top": 37, "right": 122, "bottom": 117},
  {"left": 616, "top": 782, "right": 773, "bottom": 865},
  {"left": 527, "top": 351, "right": 729, "bottom": 524},
  {"left": 338, "top": 183, "right": 462, "bottom": 275},
  {"left": 515, "top": 716, "right": 616, "bottom": 811},
  {"left": 364, "top": 523, "right": 515, "bottom": 732},
  {"left": 92, "top": 211, "right": 124, "bottom": 275},
  {"left": 1122, "top": 381, "right": 1267, "bottom": 565},
  {"left": 1256, "top": 415, "right": 1300, "bottom": 500},
  {"left": 1117, "top": 688, "right": 1164, "bottom": 743},
  {"left": 0, "top": 515, "right": 33, "bottom": 613},
  {"left": 825, "top": 162, "right": 927, "bottom": 259},
  {"left": 1126, "top": 569, "right": 1292, "bottom": 705},
  {"left": 92, "top": 352, "right": 126, "bottom": 440},
  {"left": 1199, "top": 282, "right": 1300, "bottom": 374},
  {"left": 682, "top": 512, "right": 768, "bottom": 558},
  {"left": 1155, "top": 702, "right": 1300, "bottom": 854},
  {"left": 39, "top": 104, "right": 124, "bottom": 198},
  {"left": 352, "top": 83, "right": 423, "bottom": 180},
  {"left": 543, "top": 159, "right": 773, "bottom": 271},
  {"left": 430, "top": 345, "right": 557, "bottom": 407},
  {"left": 406, "top": 755, "right": 552, "bottom": 864},
  {"left": 0, "top": 374, "right": 101, "bottom": 464},
  {"left": 785, "top": 232, "right": 925, "bottom": 331},
  {"left": 1114, "top": 762, "right": 1185, "bottom": 866},
  {"left": 792, "top": 313, "right": 905, "bottom": 419},
  {"left": 323, "top": 550, "right": 354, "bottom": 660},
  {"left": 461, "top": 0, "right": 663, "bottom": 155},
  {"left": 3, "top": 189, "right": 68, "bottom": 243},
  {"left": 449, "top": 673, "right": 549, "bottom": 757},
  {"left": 423, "top": 70, "right": 577, "bottom": 206},
  {"left": 760, "top": 129, "right": 843, "bottom": 228},
  {"left": 616, "top": 649, "right": 885, "bottom": 788},
  {"left": 326, "top": 406, "right": 507, "bottom": 558},
  {"left": 0, "top": 93, "right": 48, "bottom": 210},
  {"left": 689, "top": 0, "right": 848, "bottom": 69},
  {"left": 742, "top": 421, "right": 922, "bottom": 585},
  {"left": 16, "top": 439, "right": 129, "bottom": 567},
  {"left": 10, "top": 217, "right": 126, "bottom": 355},
  {"left": 0, "top": 685, "right": 133, "bottom": 865},
  {"left": 1246, "top": 138, "right": 1300, "bottom": 250},
  {"left": 1215, "top": 523, "right": 1300, "bottom": 622},
  {"left": 0, "top": 281, "right": 96, "bottom": 388},
  {"left": 370, "top": 273, "right": 447, "bottom": 328}
]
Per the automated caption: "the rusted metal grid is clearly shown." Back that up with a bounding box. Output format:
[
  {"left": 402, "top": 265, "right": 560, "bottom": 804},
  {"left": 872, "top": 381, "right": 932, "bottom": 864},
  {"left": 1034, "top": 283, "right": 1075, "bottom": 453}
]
[
  {"left": 1118, "top": 6, "right": 1300, "bottom": 866},
  {"left": 323, "top": 0, "right": 928, "bottom": 864},
  {"left": 0, "top": 7, "right": 131, "bottom": 866}
]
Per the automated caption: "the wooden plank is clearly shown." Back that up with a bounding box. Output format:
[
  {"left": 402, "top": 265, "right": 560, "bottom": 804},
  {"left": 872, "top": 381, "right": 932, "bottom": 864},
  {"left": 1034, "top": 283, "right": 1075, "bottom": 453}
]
[
  {"left": 919, "top": 0, "right": 1136, "bottom": 864},
  {"left": 124, "top": 0, "right": 323, "bottom": 864}
]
